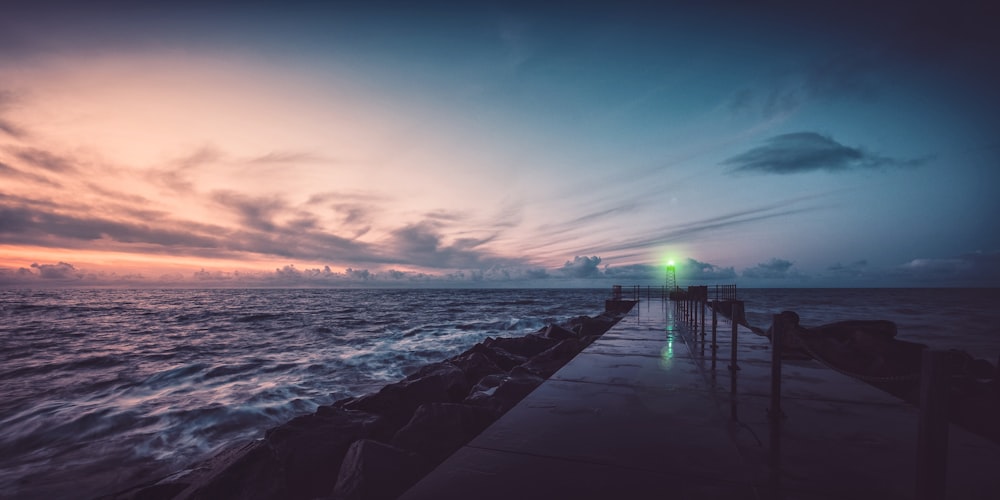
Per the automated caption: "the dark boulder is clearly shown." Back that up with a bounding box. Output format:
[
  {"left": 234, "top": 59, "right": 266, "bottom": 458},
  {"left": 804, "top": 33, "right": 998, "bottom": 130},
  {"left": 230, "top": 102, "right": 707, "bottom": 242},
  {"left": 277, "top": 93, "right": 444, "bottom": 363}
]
[
  {"left": 470, "top": 372, "right": 505, "bottom": 392},
  {"left": 263, "top": 407, "right": 388, "bottom": 499},
  {"left": 464, "top": 367, "right": 545, "bottom": 413},
  {"left": 342, "top": 362, "right": 470, "bottom": 426},
  {"left": 482, "top": 335, "right": 558, "bottom": 359},
  {"left": 447, "top": 349, "right": 505, "bottom": 385},
  {"left": 181, "top": 440, "right": 286, "bottom": 500},
  {"left": 492, "top": 367, "right": 546, "bottom": 412},
  {"left": 542, "top": 323, "right": 579, "bottom": 340},
  {"left": 463, "top": 342, "right": 526, "bottom": 371},
  {"left": 392, "top": 403, "right": 501, "bottom": 463},
  {"left": 331, "top": 439, "right": 428, "bottom": 500},
  {"left": 560, "top": 315, "right": 590, "bottom": 333},
  {"left": 519, "top": 338, "right": 588, "bottom": 378}
]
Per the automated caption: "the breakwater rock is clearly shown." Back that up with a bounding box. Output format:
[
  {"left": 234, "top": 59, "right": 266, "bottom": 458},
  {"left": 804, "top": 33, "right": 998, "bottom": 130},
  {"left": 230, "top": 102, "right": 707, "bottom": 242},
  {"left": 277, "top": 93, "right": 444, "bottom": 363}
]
[
  {"left": 759, "top": 310, "right": 1000, "bottom": 445},
  {"left": 110, "top": 300, "right": 636, "bottom": 500}
]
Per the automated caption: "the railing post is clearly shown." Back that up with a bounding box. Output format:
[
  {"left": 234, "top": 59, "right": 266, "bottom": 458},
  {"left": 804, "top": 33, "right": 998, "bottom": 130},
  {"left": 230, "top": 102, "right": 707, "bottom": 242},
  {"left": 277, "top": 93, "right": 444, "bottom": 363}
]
[
  {"left": 728, "top": 302, "right": 739, "bottom": 371},
  {"left": 916, "top": 349, "right": 949, "bottom": 500},
  {"left": 711, "top": 302, "right": 718, "bottom": 352},
  {"left": 769, "top": 314, "right": 784, "bottom": 420},
  {"left": 700, "top": 300, "right": 705, "bottom": 339},
  {"left": 694, "top": 299, "right": 700, "bottom": 332}
]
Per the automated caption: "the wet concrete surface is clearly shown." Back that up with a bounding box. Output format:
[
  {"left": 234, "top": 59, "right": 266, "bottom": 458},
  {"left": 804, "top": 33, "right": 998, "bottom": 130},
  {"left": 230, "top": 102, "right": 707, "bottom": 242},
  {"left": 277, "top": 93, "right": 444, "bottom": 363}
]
[{"left": 401, "top": 299, "right": 1000, "bottom": 499}]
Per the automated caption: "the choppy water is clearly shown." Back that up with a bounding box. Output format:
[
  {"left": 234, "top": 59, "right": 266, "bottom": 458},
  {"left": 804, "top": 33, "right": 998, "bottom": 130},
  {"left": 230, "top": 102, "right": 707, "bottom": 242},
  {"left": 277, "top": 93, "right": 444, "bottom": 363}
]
[
  {"left": 0, "top": 288, "right": 606, "bottom": 499},
  {"left": 1, "top": 287, "right": 998, "bottom": 499}
]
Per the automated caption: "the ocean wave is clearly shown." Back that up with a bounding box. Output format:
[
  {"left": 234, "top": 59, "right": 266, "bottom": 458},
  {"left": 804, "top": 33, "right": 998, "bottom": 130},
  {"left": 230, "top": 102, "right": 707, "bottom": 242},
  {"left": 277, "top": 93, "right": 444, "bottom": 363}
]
[{"left": 0, "top": 288, "right": 609, "bottom": 497}]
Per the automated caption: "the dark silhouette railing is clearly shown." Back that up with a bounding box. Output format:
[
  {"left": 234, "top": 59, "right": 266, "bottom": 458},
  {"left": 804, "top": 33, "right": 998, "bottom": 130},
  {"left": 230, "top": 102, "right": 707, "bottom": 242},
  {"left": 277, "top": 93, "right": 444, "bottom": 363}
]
[{"left": 608, "top": 282, "right": 982, "bottom": 498}]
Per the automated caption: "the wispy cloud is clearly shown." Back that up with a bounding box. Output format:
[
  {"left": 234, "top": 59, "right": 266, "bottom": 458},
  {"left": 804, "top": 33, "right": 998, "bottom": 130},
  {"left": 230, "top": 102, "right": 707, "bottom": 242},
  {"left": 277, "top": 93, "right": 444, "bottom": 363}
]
[
  {"left": 144, "top": 146, "right": 224, "bottom": 194},
  {"left": 724, "top": 52, "right": 880, "bottom": 121},
  {"left": 0, "top": 171, "right": 532, "bottom": 272},
  {"left": 10, "top": 147, "right": 77, "bottom": 173},
  {"left": 722, "top": 132, "right": 929, "bottom": 175},
  {"left": 570, "top": 195, "right": 825, "bottom": 256},
  {"left": 537, "top": 202, "right": 640, "bottom": 238},
  {"left": 384, "top": 221, "right": 517, "bottom": 269},
  {"left": 211, "top": 190, "right": 288, "bottom": 232},
  {"left": 0, "top": 118, "right": 24, "bottom": 139},
  {"left": 0, "top": 161, "right": 60, "bottom": 187},
  {"left": 245, "top": 151, "right": 324, "bottom": 165},
  {"left": 0, "top": 89, "right": 27, "bottom": 138},
  {"left": 0, "top": 202, "right": 221, "bottom": 249},
  {"left": 804, "top": 52, "right": 881, "bottom": 102}
]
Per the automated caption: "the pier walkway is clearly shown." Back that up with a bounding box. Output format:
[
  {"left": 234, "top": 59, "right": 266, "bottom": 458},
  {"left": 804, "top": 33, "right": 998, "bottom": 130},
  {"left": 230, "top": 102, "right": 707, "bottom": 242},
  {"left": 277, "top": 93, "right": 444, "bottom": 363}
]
[{"left": 401, "top": 298, "right": 1000, "bottom": 499}]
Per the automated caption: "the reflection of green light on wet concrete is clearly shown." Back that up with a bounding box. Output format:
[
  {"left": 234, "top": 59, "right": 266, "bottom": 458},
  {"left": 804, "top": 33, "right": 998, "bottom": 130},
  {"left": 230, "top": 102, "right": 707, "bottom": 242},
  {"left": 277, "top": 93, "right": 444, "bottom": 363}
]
[{"left": 659, "top": 337, "right": 674, "bottom": 369}]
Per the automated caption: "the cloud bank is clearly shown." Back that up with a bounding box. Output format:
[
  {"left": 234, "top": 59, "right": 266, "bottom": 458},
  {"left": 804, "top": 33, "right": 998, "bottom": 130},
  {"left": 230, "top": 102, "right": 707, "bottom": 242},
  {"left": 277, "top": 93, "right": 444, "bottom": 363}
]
[{"left": 4, "top": 252, "right": 998, "bottom": 288}]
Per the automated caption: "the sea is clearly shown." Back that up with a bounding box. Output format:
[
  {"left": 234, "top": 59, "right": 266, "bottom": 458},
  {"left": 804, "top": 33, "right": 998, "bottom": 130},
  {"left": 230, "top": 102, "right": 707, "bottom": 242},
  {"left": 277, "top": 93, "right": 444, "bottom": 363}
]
[{"left": 1, "top": 287, "right": 998, "bottom": 499}]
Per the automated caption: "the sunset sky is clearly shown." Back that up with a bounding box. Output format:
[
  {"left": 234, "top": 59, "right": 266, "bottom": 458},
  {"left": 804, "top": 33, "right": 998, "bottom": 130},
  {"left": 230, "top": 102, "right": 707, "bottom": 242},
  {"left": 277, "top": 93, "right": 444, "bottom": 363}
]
[{"left": 1, "top": 1, "right": 998, "bottom": 287}]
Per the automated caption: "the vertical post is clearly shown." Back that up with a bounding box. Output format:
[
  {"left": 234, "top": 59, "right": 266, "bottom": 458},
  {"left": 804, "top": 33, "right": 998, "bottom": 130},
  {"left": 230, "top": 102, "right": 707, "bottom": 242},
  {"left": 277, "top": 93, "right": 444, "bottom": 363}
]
[
  {"left": 700, "top": 300, "right": 706, "bottom": 340},
  {"left": 700, "top": 311, "right": 706, "bottom": 356},
  {"left": 916, "top": 350, "right": 949, "bottom": 500},
  {"left": 711, "top": 302, "right": 718, "bottom": 353},
  {"left": 693, "top": 299, "right": 699, "bottom": 331},
  {"left": 729, "top": 302, "right": 739, "bottom": 371},
  {"left": 769, "top": 314, "right": 784, "bottom": 420},
  {"left": 729, "top": 328, "right": 739, "bottom": 420}
]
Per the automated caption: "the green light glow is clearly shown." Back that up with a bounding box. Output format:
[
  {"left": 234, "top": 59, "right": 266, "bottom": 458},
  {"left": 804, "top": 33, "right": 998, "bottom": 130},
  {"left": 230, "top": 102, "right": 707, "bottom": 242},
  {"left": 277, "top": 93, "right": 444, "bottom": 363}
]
[{"left": 659, "top": 339, "right": 675, "bottom": 369}]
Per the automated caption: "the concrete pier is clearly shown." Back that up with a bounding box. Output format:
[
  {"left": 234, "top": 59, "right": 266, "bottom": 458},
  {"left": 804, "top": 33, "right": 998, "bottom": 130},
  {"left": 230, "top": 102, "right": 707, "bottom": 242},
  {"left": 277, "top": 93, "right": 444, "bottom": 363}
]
[{"left": 401, "top": 298, "right": 1000, "bottom": 499}]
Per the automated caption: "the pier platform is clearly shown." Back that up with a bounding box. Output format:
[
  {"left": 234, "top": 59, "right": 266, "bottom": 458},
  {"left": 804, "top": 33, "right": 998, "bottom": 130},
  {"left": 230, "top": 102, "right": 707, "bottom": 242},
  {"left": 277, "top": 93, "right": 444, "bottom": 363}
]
[{"left": 401, "top": 298, "right": 1000, "bottom": 499}]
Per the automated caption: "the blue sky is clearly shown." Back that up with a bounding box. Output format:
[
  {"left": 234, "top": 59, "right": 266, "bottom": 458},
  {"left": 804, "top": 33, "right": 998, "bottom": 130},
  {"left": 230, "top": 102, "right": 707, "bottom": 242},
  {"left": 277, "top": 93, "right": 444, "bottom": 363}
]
[{"left": 1, "top": 1, "right": 998, "bottom": 287}]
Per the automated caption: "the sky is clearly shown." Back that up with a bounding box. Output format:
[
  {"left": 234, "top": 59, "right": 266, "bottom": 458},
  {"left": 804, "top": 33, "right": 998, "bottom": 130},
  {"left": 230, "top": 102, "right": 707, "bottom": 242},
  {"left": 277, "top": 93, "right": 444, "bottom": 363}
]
[{"left": 1, "top": 1, "right": 998, "bottom": 288}]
